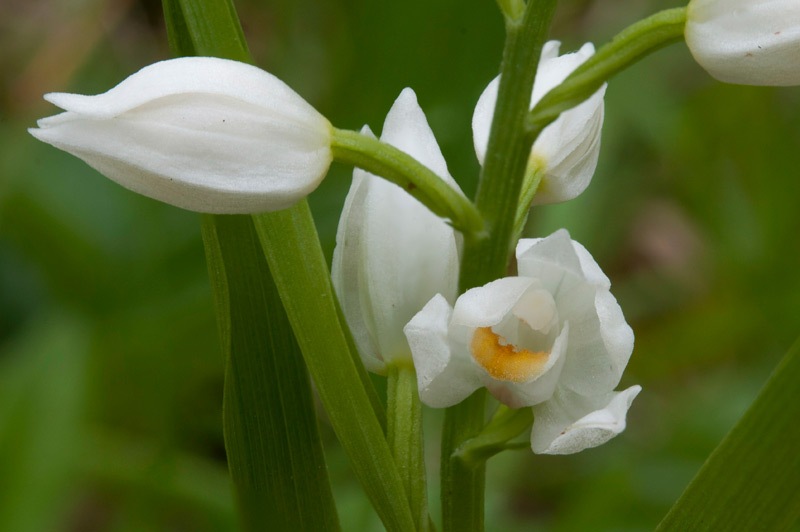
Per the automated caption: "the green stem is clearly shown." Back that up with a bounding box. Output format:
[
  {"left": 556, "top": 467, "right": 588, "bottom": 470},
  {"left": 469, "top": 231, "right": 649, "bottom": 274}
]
[
  {"left": 441, "top": 390, "right": 487, "bottom": 532},
  {"left": 331, "top": 128, "right": 485, "bottom": 238},
  {"left": 441, "top": 1, "right": 556, "bottom": 530},
  {"left": 458, "top": 0, "right": 557, "bottom": 291},
  {"left": 387, "top": 363, "right": 429, "bottom": 532},
  {"left": 526, "top": 7, "right": 687, "bottom": 139}
]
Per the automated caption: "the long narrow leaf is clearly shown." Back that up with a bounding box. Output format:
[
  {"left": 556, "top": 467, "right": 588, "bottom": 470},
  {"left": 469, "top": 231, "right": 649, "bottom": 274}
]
[
  {"left": 164, "top": 1, "right": 414, "bottom": 528},
  {"left": 163, "top": 1, "right": 340, "bottom": 529},
  {"left": 254, "top": 205, "right": 416, "bottom": 531},
  {"left": 204, "top": 215, "right": 340, "bottom": 531},
  {"left": 657, "top": 338, "right": 800, "bottom": 531}
]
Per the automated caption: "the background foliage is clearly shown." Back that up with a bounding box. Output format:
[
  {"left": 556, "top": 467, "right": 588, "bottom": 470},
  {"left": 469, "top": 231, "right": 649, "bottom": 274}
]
[{"left": 1, "top": 0, "right": 799, "bottom": 530}]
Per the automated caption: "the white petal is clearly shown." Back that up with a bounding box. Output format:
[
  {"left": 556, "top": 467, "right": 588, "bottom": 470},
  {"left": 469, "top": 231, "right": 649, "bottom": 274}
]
[
  {"left": 558, "top": 289, "right": 634, "bottom": 396},
  {"left": 686, "top": 0, "right": 800, "bottom": 86},
  {"left": 451, "top": 277, "right": 536, "bottom": 329},
  {"left": 517, "top": 231, "right": 633, "bottom": 395},
  {"left": 530, "top": 42, "right": 595, "bottom": 104},
  {"left": 471, "top": 42, "right": 605, "bottom": 204},
  {"left": 516, "top": 229, "right": 584, "bottom": 294},
  {"left": 531, "top": 86, "right": 605, "bottom": 205},
  {"left": 566, "top": 237, "right": 611, "bottom": 289},
  {"left": 331, "top": 91, "right": 460, "bottom": 369},
  {"left": 405, "top": 295, "right": 483, "bottom": 408},
  {"left": 381, "top": 88, "right": 461, "bottom": 190},
  {"left": 43, "top": 57, "right": 323, "bottom": 120},
  {"left": 31, "top": 58, "right": 332, "bottom": 213},
  {"left": 531, "top": 385, "right": 641, "bottom": 455},
  {"left": 331, "top": 130, "right": 386, "bottom": 373},
  {"left": 471, "top": 76, "right": 499, "bottom": 166}
]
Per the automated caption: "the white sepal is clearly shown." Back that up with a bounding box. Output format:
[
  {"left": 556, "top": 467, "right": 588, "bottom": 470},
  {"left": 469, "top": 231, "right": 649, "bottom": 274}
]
[
  {"left": 472, "top": 41, "right": 605, "bottom": 204},
  {"left": 405, "top": 295, "right": 483, "bottom": 407},
  {"left": 531, "top": 385, "right": 641, "bottom": 454},
  {"left": 332, "top": 89, "right": 461, "bottom": 372},
  {"left": 30, "top": 57, "right": 332, "bottom": 213},
  {"left": 685, "top": 0, "right": 800, "bottom": 86}
]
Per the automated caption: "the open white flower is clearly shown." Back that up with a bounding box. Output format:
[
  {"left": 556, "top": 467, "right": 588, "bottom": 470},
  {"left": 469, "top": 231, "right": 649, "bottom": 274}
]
[
  {"left": 29, "top": 57, "right": 333, "bottom": 213},
  {"left": 472, "top": 41, "right": 606, "bottom": 205},
  {"left": 685, "top": 0, "right": 800, "bottom": 86},
  {"left": 404, "top": 229, "right": 640, "bottom": 454},
  {"left": 332, "top": 88, "right": 462, "bottom": 374}
]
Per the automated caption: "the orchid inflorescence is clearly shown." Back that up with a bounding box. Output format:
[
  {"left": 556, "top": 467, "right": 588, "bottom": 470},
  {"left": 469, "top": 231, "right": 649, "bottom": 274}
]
[{"left": 29, "top": 0, "right": 799, "bottom": 492}]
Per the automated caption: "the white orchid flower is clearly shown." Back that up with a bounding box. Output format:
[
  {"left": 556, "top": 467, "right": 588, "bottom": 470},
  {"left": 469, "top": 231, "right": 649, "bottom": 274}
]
[
  {"left": 332, "top": 88, "right": 462, "bottom": 374},
  {"left": 472, "top": 41, "right": 606, "bottom": 205},
  {"left": 29, "top": 57, "right": 332, "bottom": 213},
  {"left": 404, "top": 229, "right": 640, "bottom": 454},
  {"left": 685, "top": 0, "right": 800, "bottom": 86}
]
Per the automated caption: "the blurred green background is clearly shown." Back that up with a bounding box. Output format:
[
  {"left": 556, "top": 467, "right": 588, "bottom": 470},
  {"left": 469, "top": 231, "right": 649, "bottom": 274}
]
[{"left": 2, "top": 0, "right": 799, "bottom": 530}]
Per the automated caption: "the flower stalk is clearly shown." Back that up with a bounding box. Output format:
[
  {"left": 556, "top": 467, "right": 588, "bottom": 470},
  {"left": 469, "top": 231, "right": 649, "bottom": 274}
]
[
  {"left": 331, "top": 128, "right": 485, "bottom": 238},
  {"left": 387, "top": 362, "right": 429, "bottom": 532},
  {"left": 442, "top": 0, "right": 557, "bottom": 530},
  {"left": 526, "top": 7, "right": 687, "bottom": 140}
]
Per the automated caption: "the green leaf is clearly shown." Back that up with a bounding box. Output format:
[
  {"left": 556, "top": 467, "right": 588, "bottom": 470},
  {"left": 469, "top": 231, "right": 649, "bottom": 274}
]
[
  {"left": 162, "top": 0, "right": 249, "bottom": 62},
  {"left": 253, "top": 204, "right": 417, "bottom": 531},
  {"left": 656, "top": 338, "right": 800, "bottom": 531},
  {"left": 164, "top": 2, "right": 416, "bottom": 529},
  {"left": 163, "top": 1, "right": 340, "bottom": 529},
  {"left": 203, "top": 215, "right": 340, "bottom": 531}
]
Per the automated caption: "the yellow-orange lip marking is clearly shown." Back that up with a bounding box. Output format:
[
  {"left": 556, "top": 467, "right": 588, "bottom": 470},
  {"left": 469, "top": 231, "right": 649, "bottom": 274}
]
[{"left": 470, "top": 327, "right": 549, "bottom": 383}]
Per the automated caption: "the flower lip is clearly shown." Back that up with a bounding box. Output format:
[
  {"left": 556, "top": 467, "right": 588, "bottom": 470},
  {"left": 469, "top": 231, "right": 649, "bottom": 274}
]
[
  {"left": 470, "top": 326, "right": 550, "bottom": 383},
  {"left": 468, "top": 282, "right": 562, "bottom": 384}
]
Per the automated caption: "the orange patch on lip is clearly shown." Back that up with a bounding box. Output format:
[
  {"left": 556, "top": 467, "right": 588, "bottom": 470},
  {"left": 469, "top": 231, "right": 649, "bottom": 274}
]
[{"left": 470, "top": 327, "right": 549, "bottom": 383}]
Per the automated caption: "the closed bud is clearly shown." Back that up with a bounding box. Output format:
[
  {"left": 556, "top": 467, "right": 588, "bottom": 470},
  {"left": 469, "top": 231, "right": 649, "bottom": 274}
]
[
  {"left": 30, "top": 57, "right": 333, "bottom": 213},
  {"left": 685, "top": 0, "right": 800, "bottom": 86}
]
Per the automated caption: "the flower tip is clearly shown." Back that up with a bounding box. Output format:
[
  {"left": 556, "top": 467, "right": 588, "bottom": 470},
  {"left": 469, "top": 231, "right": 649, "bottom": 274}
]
[
  {"left": 42, "top": 92, "right": 62, "bottom": 104},
  {"left": 577, "top": 41, "right": 596, "bottom": 57},
  {"left": 397, "top": 86, "right": 419, "bottom": 104},
  {"left": 43, "top": 92, "right": 83, "bottom": 113},
  {"left": 533, "top": 385, "right": 641, "bottom": 455}
]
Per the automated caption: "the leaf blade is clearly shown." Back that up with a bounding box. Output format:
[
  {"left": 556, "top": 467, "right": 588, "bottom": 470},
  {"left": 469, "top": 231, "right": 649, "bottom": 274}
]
[
  {"left": 656, "top": 338, "right": 800, "bottom": 531},
  {"left": 205, "top": 215, "right": 340, "bottom": 532},
  {"left": 254, "top": 204, "right": 417, "bottom": 532},
  {"left": 163, "top": 1, "right": 341, "bottom": 529}
]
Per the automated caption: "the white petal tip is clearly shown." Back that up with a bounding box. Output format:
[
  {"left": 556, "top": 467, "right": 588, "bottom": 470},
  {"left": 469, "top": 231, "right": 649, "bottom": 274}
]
[
  {"left": 43, "top": 92, "right": 86, "bottom": 112},
  {"left": 534, "top": 385, "right": 641, "bottom": 455}
]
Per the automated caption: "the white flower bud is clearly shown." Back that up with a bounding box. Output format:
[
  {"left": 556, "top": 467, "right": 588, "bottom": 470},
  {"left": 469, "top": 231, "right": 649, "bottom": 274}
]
[
  {"left": 29, "top": 57, "right": 333, "bottom": 213},
  {"left": 685, "top": 0, "right": 800, "bottom": 86},
  {"left": 332, "top": 88, "right": 462, "bottom": 373},
  {"left": 472, "top": 41, "right": 606, "bottom": 205}
]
